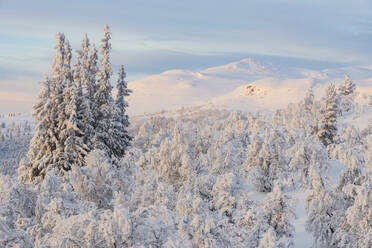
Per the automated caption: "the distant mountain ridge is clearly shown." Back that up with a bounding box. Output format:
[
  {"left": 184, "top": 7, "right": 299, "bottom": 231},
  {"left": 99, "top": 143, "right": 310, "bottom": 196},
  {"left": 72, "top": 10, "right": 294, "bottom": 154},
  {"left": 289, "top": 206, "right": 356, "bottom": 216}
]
[{"left": 127, "top": 58, "right": 372, "bottom": 115}]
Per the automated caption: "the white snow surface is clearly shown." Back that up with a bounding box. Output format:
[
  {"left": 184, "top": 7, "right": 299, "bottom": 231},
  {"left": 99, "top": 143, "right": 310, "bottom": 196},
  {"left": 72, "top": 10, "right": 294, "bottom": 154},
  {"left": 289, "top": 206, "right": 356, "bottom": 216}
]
[{"left": 127, "top": 58, "right": 372, "bottom": 115}]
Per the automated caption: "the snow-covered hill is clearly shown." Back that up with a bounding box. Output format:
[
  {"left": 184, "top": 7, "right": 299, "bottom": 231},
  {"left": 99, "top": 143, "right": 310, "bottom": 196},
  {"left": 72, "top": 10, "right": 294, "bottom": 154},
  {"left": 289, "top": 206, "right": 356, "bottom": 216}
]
[{"left": 127, "top": 58, "right": 372, "bottom": 115}]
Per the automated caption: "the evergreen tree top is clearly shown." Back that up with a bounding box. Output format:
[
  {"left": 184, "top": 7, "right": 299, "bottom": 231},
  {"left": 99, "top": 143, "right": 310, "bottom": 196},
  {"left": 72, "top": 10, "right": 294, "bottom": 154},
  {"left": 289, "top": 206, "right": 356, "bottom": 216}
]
[
  {"left": 64, "top": 40, "right": 72, "bottom": 67},
  {"left": 117, "top": 65, "right": 132, "bottom": 96},
  {"left": 339, "top": 74, "right": 356, "bottom": 96},
  {"left": 52, "top": 33, "right": 65, "bottom": 78},
  {"left": 100, "top": 25, "right": 112, "bottom": 55},
  {"left": 82, "top": 33, "right": 90, "bottom": 50}
]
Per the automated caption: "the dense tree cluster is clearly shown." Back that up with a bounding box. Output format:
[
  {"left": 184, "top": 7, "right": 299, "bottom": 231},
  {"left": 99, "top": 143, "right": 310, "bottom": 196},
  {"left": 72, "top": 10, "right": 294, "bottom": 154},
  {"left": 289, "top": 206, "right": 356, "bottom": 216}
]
[
  {"left": 0, "top": 91, "right": 370, "bottom": 247},
  {"left": 18, "top": 26, "right": 132, "bottom": 181}
]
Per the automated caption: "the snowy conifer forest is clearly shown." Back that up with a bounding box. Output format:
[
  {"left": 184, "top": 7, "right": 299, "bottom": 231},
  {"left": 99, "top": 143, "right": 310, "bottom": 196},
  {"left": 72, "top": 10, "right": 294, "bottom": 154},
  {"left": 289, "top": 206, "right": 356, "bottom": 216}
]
[{"left": 0, "top": 26, "right": 372, "bottom": 248}]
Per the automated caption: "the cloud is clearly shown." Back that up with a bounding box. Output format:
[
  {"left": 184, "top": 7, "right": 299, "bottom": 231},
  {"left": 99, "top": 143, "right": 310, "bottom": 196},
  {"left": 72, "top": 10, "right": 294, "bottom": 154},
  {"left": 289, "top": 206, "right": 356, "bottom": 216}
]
[
  {"left": 1, "top": 0, "right": 372, "bottom": 65},
  {"left": 0, "top": 0, "right": 372, "bottom": 113}
]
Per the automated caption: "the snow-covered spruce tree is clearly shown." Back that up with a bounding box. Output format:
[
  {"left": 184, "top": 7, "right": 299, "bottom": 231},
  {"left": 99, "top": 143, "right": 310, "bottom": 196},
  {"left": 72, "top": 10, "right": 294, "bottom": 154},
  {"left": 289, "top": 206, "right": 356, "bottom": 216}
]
[
  {"left": 18, "top": 76, "right": 54, "bottom": 181},
  {"left": 317, "top": 83, "right": 339, "bottom": 147},
  {"left": 73, "top": 56, "right": 89, "bottom": 132},
  {"left": 92, "top": 25, "right": 116, "bottom": 158},
  {"left": 88, "top": 41, "right": 99, "bottom": 105},
  {"left": 73, "top": 57, "right": 83, "bottom": 98},
  {"left": 338, "top": 75, "right": 356, "bottom": 96},
  {"left": 87, "top": 43, "right": 99, "bottom": 144},
  {"left": 338, "top": 75, "right": 356, "bottom": 115},
  {"left": 61, "top": 40, "right": 89, "bottom": 169},
  {"left": 19, "top": 33, "right": 67, "bottom": 180},
  {"left": 75, "top": 35, "right": 95, "bottom": 150},
  {"left": 111, "top": 65, "right": 133, "bottom": 158},
  {"left": 87, "top": 37, "right": 98, "bottom": 106},
  {"left": 50, "top": 34, "right": 75, "bottom": 173}
]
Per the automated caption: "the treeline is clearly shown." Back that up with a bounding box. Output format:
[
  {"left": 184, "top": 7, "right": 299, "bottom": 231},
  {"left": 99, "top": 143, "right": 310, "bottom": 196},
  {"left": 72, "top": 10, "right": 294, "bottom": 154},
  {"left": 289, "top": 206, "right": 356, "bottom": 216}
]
[
  {"left": 0, "top": 113, "right": 23, "bottom": 118},
  {"left": 0, "top": 121, "right": 32, "bottom": 176}
]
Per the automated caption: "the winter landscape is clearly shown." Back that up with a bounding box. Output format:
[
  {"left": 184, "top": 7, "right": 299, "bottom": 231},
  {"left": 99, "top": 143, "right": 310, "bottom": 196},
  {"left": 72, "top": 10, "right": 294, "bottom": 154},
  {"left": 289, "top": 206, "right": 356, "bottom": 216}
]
[{"left": 1, "top": 1, "right": 372, "bottom": 248}]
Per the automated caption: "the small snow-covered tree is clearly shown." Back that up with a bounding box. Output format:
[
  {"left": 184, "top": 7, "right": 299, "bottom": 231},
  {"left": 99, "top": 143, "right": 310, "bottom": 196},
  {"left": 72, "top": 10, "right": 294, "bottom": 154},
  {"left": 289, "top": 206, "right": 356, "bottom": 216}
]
[
  {"left": 261, "top": 183, "right": 295, "bottom": 242},
  {"left": 338, "top": 75, "right": 356, "bottom": 96},
  {"left": 246, "top": 128, "right": 289, "bottom": 192},
  {"left": 337, "top": 154, "right": 363, "bottom": 190},
  {"left": 338, "top": 75, "right": 356, "bottom": 114},
  {"left": 258, "top": 228, "right": 277, "bottom": 248},
  {"left": 303, "top": 86, "right": 314, "bottom": 112},
  {"left": 287, "top": 137, "right": 328, "bottom": 189},
  {"left": 318, "top": 83, "right": 339, "bottom": 147}
]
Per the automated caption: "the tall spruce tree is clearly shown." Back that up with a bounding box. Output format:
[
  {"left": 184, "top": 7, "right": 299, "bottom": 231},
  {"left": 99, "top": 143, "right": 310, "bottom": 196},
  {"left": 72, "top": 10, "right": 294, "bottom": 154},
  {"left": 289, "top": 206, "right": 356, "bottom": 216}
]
[
  {"left": 52, "top": 39, "right": 76, "bottom": 171},
  {"left": 93, "top": 25, "right": 115, "bottom": 157},
  {"left": 61, "top": 40, "right": 88, "bottom": 169},
  {"left": 318, "top": 83, "right": 339, "bottom": 147},
  {"left": 19, "top": 33, "right": 66, "bottom": 180},
  {"left": 52, "top": 34, "right": 71, "bottom": 171},
  {"left": 77, "top": 34, "right": 94, "bottom": 150},
  {"left": 111, "top": 65, "right": 132, "bottom": 158},
  {"left": 73, "top": 57, "right": 83, "bottom": 98},
  {"left": 88, "top": 42, "right": 99, "bottom": 105}
]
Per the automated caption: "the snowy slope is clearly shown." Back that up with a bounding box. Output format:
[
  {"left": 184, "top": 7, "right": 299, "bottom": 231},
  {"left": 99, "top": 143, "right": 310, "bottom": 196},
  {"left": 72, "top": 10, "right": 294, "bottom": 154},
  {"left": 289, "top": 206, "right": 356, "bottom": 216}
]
[{"left": 127, "top": 58, "right": 372, "bottom": 115}]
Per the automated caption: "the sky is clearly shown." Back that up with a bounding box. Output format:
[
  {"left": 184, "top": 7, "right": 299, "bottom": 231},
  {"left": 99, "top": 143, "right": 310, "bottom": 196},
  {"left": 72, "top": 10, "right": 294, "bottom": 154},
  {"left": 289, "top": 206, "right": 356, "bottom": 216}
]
[{"left": 1, "top": 0, "right": 372, "bottom": 113}]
